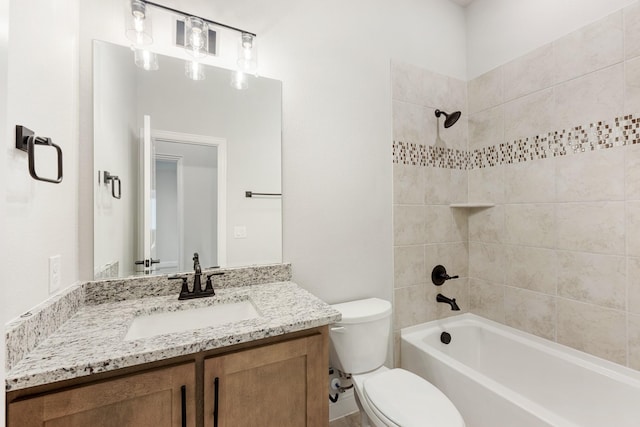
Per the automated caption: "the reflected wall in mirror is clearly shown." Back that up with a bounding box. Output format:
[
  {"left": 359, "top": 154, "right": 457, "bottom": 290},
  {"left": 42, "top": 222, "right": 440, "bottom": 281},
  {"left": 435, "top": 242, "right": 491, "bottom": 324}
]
[{"left": 93, "top": 40, "right": 282, "bottom": 279}]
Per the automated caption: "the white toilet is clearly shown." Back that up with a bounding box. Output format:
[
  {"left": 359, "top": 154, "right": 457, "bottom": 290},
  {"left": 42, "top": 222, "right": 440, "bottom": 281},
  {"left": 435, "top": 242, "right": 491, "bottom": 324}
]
[{"left": 329, "top": 298, "right": 465, "bottom": 427}]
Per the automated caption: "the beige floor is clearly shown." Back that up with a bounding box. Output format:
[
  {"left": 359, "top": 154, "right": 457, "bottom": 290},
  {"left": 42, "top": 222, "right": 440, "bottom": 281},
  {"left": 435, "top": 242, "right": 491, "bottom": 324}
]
[{"left": 329, "top": 411, "right": 360, "bottom": 427}]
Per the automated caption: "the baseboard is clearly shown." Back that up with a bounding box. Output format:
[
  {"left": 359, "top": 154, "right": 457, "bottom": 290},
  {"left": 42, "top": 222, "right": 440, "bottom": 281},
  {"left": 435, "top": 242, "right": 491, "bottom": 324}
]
[{"left": 329, "top": 388, "right": 358, "bottom": 421}]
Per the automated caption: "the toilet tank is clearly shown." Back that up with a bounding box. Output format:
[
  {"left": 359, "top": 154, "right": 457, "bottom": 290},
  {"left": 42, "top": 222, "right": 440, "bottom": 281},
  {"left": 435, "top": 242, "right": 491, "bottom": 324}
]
[{"left": 329, "top": 298, "right": 392, "bottom": 374}]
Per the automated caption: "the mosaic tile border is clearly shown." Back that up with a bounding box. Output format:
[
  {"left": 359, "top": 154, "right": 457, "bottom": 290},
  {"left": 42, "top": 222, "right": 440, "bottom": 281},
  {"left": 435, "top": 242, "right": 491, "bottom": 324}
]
[{"left": 393, "top": 114, "right": 640, "bottom": 169}]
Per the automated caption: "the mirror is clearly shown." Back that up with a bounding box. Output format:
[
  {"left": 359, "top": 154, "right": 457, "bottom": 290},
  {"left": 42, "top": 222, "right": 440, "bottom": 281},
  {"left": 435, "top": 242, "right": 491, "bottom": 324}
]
[{"left": 93, "top": 40, "right": 282, "bottom": 279}]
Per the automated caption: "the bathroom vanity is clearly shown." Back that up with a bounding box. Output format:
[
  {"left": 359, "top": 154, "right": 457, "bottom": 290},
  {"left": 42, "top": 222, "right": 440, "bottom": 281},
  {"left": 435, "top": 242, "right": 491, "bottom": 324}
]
[{"left": 5, "top": 265, "right": 340, "bottom": 427}]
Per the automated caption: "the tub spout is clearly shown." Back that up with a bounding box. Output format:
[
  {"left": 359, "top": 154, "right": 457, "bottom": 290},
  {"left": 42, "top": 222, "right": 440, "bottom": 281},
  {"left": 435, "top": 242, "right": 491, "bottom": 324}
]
[{"left": 437, "top": 293, "right": 460, "bottom": 311}]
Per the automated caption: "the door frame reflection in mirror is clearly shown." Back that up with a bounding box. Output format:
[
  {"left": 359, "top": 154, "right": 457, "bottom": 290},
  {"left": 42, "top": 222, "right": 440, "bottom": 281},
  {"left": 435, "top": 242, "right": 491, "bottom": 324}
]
[{"left": 147, "top": 130, "right": 227, "bottom": 274}]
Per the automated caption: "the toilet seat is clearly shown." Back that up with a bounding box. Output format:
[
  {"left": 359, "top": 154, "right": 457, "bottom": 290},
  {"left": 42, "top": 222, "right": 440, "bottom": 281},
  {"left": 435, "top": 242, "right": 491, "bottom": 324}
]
[{"left": 362, "top": 369, "right": 465, "bottom": 427}]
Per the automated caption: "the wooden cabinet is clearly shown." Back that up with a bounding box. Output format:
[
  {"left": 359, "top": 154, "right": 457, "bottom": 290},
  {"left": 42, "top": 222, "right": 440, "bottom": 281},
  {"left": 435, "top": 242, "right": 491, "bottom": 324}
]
[
  {"left": 7, "top": 327, "right": 329, "bottom": 427},
  {"left": 204, "top": 333, "right": 327, "bottom": 427},
  {"left": 7, "top": 362, "right": 196, "bottom": 427}
]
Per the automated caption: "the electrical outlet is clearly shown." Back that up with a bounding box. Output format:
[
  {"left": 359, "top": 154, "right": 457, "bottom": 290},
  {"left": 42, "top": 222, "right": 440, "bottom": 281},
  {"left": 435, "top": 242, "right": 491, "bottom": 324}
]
[
  {"left": 234, "top": 226, "right": 247, "bottom": 239},
  {"left": 49, "top": 255, "right": 61, "bottom": 294}
]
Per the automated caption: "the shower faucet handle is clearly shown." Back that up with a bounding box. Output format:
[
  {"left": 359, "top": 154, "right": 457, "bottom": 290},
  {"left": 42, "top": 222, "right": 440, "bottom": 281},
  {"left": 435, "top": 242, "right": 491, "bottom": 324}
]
[{"left": 431, "top": 265, "right": 459, "bottom": 286}]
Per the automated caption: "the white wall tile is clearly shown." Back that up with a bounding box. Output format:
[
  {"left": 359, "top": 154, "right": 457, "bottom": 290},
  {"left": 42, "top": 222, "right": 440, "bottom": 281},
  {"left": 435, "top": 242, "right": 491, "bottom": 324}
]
[
  {"left": 553, "top": 12, "right": 624, "bottom": 84},
  {"left": 624, "top": 55, "right": 640, "bottom": 114},
  {"left": 425, "top": 205, "right": 467, "bottom": 244},
  {"left": 469, "top": 242, "right": 505, "bottom": 283},
  {"left": 394, "top": 245, "right": 425, "bottom": 288},
  {"left": 468, "top": 205, "right": 504, "bottom": 244},
  {"left": 425, "top": 167, "right": 467, "bottom": 205},
  {"left": 394, "top": 285, "right": 430, "bottom": 329},
  {"left": 557, "top": 298, "right": 627, "bottom": 365},
  {"left": 468, "top": 105, "right": 504, "bottom": 150},
  {"left": 628, "top": 257, "right": 640, "bottom": 315},
  {"left": 422, "top": 68, "right": 450, "bottom": 109},
  {"left": 468, "top": 67, "right": 504, "bottom": 114},
  {"left": 425, "top": 205, "right": 455, "bottom": 244},
  {"left": 625, "top": 3, "right": 640, "bottom": 59},
  {"left": 393, "top": 163, "right": 425, "bottom": 205},
  {"left": 556, "top": 202, "right": 625, "bottom": 254},
  {"left": 504, "top": 158, "right": 556, "bottom": 203},
  {"left": 627, "top": 144, "right": 640, "bottom": 200},
  {"left": 469, "top": 278, "right": 505, "bottom": 323},
  {"left": 392, "top": 100, "right": 424, "bottom": 143},
  {"left": 504, "top": 88, "right": 556, "bottom": 142},
  {"left": 391, "top": 61, "right": 424, "bottom": 104},
  {"left": 556, "top": 148, "right": 625, "bottom": 202},
  {"left": 504, "top": 204, "right": 556, "bottom": 247},
  {"left": 629, "top": 313, "right": 640, "bottom": 370},
  {"left": 505, "top": 246, "right": 557, "bottom": 295},
  {"left": 627, "top": 201, "right": 640, "bottom": 256},
  {"left": 394, "top": 205, "right": 426, "bottom": 246},
  {"left": 468, "top": 166, "right": 505, "bottom": 204},
  {"left": 557, "top": 251, "right": 626, "bottom": 309},
  {"left": 445, "top": 76, "right": 468, "bottom": 114},
  {"left": 503, "top": 43, "right": 554, "bottom": 101},
  {"left": 505, "top": 287, "right": 556, "bottom": 340},
  {"left": 554, "top": 64, "right": 624, "bottom": 127}
]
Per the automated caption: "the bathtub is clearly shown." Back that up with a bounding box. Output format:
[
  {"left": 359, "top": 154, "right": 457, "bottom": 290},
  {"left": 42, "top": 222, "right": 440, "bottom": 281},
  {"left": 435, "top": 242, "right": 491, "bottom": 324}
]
[{"left": 401, "top": 313, "right": 640, "bottom": 427}]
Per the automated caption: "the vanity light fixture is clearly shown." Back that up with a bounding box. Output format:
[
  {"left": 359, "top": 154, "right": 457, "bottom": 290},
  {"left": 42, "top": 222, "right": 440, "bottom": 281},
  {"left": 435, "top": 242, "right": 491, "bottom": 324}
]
[
  {"left": 124, "top": 0, "right": 258, "bottom": 88},
  {"left": 125, "top": 0, "right": 153, "bottom": 46},
  {"left": 184, "top": 16, "right": 208, "bottom": 58},
  {"left": 237, "top": 33, "right": 258, "bottom": 75},
  {"left": 185, "top": 60, "right": 205, "bottom": 81},
  {"left": 133, "top": 47, "right": 159, "bottom": 71},
  {"left": 230, "top": 69, "right": 248, "bottom": 90}
]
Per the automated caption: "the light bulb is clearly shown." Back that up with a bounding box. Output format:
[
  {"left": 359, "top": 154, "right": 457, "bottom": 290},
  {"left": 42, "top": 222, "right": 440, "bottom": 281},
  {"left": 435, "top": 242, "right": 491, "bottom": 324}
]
[
  {"left": 125, "top": 0, "right": 153, "bottom": 45},
  {"left": 231, "top": 70, "right": 248, "bottom": 90},
  {"left": 237, "top": 33, "right": 257, "bottom": 74},
  {"left": 133, "top": 48, "right": 159, "bottom": 71},
  {"left": 185, "top": 17, "right": 208, "bottom": 58},
  {"left": 185, "top": 61, "right": 205, "bottom": 81}
]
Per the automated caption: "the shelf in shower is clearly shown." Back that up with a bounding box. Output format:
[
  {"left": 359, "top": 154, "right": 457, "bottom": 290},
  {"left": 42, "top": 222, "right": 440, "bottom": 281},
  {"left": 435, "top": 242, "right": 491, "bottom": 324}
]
[{"left": 449, "top": 203, "right": 495, "bottom": 208}]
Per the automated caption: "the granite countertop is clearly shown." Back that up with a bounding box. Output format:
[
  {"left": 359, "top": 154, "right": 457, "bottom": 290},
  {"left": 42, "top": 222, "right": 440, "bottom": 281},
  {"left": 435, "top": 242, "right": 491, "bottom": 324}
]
[{"left": 6, "top": 281, "right": 341, "bottom": 392}]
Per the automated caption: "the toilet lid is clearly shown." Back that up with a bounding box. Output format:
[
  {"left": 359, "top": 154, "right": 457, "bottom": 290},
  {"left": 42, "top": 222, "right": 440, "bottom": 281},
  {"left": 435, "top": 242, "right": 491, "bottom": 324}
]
[{"left": 363, "top": 369, "right": 465, "bottom": 427}]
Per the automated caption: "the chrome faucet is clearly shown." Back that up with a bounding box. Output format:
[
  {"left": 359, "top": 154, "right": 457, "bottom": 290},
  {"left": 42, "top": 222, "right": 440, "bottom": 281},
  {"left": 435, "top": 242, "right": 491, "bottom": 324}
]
[{"left": 437, "top": 293, "right": 460, "bottom": 311}]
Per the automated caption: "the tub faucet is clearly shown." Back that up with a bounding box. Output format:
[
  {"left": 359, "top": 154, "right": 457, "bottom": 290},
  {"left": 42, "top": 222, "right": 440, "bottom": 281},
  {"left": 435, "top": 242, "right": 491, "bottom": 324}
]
[{"left": 437, "top": 293, "right": 460, "bottom": 311}]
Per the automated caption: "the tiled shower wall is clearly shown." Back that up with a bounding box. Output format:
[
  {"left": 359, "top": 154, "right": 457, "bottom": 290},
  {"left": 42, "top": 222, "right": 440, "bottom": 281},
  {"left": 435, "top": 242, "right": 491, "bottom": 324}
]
[
  {"left": 392, "top": 4, "right": 640, "bottom": 369},
  {"left": 467, "top": 7, "right": 640, "bottom": 369},
  {"left": 391, "top": 62, "right": 469, "bottom": 362}
]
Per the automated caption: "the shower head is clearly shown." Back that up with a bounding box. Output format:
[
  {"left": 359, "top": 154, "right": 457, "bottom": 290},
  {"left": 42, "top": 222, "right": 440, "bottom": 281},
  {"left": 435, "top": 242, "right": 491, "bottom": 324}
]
[{"left": 435, "top": 109, "right": 462, "bottom": 128}]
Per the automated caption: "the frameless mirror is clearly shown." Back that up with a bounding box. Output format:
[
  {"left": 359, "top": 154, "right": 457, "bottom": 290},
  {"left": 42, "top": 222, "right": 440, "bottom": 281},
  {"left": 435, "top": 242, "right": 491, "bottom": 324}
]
[{"left": 93, "top": 40, "right": 282, "bottom": 279}]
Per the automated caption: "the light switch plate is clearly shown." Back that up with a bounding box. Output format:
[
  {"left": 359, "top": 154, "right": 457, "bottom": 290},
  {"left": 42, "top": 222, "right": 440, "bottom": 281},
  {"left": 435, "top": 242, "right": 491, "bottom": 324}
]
[
  {"left": 234, "top": 226, "right": 247, "bottom": 239},
  {"left": 49, "top": 255, "right": 61, "bottom": 294}
]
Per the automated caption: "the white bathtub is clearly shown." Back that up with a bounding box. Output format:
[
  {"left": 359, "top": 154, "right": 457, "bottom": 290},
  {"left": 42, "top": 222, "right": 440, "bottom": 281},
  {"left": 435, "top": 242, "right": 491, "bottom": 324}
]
[{"left": 401, "top": 313, "right": 640, "bottom": 427}]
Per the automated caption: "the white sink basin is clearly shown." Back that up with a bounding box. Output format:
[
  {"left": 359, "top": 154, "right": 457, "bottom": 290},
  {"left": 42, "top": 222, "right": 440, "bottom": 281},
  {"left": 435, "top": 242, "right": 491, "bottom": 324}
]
[{"left": 124, "top": 299, "right": 260, "bottom": 341}]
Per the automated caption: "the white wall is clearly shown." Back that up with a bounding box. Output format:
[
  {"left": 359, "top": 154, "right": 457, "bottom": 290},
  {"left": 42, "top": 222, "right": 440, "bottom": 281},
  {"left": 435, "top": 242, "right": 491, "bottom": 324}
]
[
  {"left": 1, "top": 0, "right": 8, "bottom": 421},
  {"left": 3, "top": 0, "right": 79, "bottom": 321},
  {"left": 135, "top": 58, "right": 281, "bottom": 268},
  {"left": 154, "top": 141, "right": 218, "bottom": 269},
  {"left": 79, "top": 0, "right": 468, "bottom": 303},
  {"left": 93, "top": 41, "right": 138, "bottom": 277},
  {"left": 466, "top": 0, "right": 637, "bottom": 79},
  {"left": 155, "top": 160, "right": 180, "bottom": 270}
]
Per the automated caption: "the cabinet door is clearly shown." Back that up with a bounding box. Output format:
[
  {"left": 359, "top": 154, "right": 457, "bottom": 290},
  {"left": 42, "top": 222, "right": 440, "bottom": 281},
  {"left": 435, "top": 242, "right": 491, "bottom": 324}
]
[
  {"left": 204, "top": 332, "right": 328, "bottom": 427},
  {"left": 8, "top": 362, "right": 196, "bottom": 427}
]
